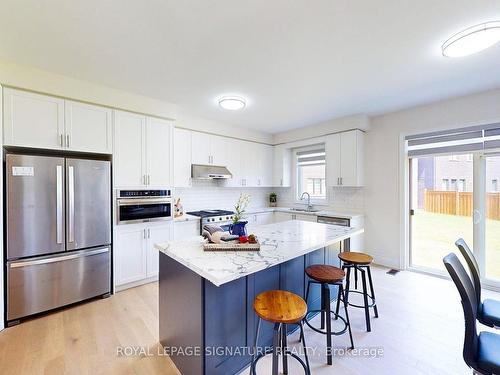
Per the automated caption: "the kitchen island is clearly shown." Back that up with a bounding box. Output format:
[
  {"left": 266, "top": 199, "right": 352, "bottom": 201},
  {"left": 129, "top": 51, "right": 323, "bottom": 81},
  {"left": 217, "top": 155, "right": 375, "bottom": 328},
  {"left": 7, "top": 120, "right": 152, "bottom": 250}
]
[{"left": 156, "top": 220, "right": 363, "bottom": 375}]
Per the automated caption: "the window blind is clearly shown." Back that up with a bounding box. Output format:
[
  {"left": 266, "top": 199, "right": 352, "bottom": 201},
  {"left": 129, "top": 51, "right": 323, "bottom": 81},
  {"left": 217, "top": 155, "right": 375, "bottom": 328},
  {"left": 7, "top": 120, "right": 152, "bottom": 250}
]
[
  {"left": 406, "top": 123, "right": 500, "bottom": 157},
  {"left": 296, "top": 148, "right": 326, "bottom": 166}
]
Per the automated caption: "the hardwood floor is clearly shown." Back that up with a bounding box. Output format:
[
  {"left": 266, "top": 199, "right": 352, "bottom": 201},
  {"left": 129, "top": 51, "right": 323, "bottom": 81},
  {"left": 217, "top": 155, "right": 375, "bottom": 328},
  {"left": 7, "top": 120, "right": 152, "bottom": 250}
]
[
  {"left": 0, "top": 283, "right": 180, "bottom": 375},
  {"left": 0, "top": 267, "right": 498, "bottom": 375}
]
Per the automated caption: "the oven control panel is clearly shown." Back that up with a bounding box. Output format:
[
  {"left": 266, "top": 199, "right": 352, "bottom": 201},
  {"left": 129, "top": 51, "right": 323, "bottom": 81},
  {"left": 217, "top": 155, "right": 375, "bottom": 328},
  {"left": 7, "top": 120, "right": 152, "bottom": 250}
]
[{"left": 119, "top": 190, "right": 171, "bottom": 198}]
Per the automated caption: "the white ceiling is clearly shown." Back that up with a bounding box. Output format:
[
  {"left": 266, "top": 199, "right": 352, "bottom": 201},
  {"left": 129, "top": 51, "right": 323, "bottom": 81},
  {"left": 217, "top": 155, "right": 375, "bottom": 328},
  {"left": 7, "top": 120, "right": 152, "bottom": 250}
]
[{"left": 1, "top": 1, "right": 500, "bottom": 133}]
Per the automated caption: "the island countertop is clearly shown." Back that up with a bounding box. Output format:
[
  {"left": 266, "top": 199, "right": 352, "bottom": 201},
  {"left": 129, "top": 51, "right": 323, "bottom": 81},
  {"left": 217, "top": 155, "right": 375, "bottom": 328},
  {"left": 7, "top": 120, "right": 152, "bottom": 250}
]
[{"left": 155, "top": 220, "right": 364, "bottom": 287}]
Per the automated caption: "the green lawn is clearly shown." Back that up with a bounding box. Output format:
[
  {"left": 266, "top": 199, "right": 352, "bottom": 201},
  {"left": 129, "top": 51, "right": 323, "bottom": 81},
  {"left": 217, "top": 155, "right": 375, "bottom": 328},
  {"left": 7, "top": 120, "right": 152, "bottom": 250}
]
[{"left": 412, "top": 210, "right": 500, "bottom": 281}]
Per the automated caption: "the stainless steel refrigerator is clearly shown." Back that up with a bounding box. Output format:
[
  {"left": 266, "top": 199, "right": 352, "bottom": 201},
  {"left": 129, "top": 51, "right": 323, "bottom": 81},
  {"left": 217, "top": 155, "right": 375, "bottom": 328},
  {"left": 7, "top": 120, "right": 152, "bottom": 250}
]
[{"left": 5, "top": 154, "right": 111, "bottom": 324}]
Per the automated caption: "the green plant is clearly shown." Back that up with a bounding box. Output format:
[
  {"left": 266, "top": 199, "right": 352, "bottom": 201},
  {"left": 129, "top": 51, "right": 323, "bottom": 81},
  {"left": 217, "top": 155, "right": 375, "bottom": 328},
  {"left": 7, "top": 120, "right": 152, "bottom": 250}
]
[{"left": 233, "top": 193, "right": 250, "bottom": 223}]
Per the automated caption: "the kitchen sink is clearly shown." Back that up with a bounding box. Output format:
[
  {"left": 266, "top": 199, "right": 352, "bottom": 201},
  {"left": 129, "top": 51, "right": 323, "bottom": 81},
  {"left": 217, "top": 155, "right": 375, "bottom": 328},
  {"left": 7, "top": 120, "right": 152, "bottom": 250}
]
[{"left": 289, "top": 208, "right": 320, "bottom": 213}]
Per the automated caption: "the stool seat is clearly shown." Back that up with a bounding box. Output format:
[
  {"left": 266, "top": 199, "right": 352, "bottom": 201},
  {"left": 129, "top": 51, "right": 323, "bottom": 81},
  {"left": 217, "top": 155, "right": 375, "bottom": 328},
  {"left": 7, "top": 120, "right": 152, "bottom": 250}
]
[
  {"left": 305, "top": 264, "right": 345, "bottom": 284},
  {"left": 339, "top": 251, "right": 373, "bottom": 265},
  {"left": 254, "top": 290, "right": 307, "bottom": 324}
]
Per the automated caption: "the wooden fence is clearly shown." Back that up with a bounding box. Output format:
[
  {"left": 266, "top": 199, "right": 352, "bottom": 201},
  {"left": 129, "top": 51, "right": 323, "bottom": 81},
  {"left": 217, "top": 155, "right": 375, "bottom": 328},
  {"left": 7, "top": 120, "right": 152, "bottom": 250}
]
[{"left": 424, "top": 190, "right": 500, "bottom": 220}]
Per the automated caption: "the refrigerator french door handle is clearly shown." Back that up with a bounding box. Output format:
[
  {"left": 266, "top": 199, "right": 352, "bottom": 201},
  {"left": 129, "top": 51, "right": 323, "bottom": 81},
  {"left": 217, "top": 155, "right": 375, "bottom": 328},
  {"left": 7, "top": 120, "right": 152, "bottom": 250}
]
[
  {"left": 56, "top": 165, "right": 63, "bottom": 244},
  {"left": 68, "top": 165, "right": 75, "bottom": 243}
]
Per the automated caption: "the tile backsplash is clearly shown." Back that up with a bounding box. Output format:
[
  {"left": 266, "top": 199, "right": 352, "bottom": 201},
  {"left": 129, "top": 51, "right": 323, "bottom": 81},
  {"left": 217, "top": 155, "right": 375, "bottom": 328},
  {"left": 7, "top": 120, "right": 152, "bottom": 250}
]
[
  {"left": 174, "top": 180, "right": 273, "bottom": 212},
  {"left": 174, "top": 180, "right": 364, "bottom": 213}
]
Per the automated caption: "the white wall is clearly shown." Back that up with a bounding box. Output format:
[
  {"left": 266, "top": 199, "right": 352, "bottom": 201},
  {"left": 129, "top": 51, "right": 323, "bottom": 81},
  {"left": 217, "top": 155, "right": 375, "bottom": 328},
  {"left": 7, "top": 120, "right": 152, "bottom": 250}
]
[
  {"left": 365, "top": 88, "right": 500, "bottom": 269},
  {"left": 0, "top": 59, "right": 273, "bottom": 144},
  {"left": 273, "top": 114, "right": 370, "bottom": 144}
]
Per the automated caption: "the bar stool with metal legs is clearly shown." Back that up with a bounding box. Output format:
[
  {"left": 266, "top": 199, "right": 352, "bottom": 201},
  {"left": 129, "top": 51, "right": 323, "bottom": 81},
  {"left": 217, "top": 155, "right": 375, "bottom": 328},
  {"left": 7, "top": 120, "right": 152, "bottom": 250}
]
[
  {"left": 250, "top": 290, "right": 311, "bottom": 375},
  {"left": 302, "top": 264, "right": 354, "bottom": 365},
  {"left": 337, "top": 252, "right": 379, "bottom": 332}
]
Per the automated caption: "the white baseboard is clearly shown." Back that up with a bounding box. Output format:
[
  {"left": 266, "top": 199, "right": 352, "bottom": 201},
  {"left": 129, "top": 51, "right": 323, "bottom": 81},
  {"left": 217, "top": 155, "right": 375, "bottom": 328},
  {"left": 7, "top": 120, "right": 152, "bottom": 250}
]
[{"left": 115, "top": 276, "right": 158, "bottom": 292}]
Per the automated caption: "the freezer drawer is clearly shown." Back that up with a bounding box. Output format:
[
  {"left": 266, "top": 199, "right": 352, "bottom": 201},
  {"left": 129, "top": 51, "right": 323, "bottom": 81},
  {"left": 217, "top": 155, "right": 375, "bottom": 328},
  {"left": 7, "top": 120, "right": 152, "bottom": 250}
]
[{"left": 7, "top": 247, "right": 110, "bottom": 321}]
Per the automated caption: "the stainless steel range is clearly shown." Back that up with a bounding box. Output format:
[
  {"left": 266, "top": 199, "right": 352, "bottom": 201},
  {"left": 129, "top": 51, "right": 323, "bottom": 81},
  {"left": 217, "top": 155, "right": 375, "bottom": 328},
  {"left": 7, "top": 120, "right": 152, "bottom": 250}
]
[{"left": 186, "top": 210, "right": 235, "bottom": 234}]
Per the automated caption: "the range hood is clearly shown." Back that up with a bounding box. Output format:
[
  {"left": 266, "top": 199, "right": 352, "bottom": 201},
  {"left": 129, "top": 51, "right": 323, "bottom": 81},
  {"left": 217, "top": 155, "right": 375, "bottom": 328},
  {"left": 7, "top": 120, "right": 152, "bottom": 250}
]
[{"left": 191, "top": 164, "right": 232, "bottom": 179}]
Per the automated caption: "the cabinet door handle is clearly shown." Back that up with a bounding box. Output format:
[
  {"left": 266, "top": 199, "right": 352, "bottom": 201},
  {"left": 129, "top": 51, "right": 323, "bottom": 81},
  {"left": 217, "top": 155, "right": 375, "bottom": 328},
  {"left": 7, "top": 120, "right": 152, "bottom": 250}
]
[
  {"left": 340, "top": 177, "right": 343, "bottom": 185},
  {"left": 143, "top": 229, "right": 146, "bottom": 239},
  {"left": 280, "top": 179, "right": 283, "bottom": 186},
  {"left": 147, "top": 175, "right": 150, "bottom": 185},
  {"left": 66, "top": 134, "right": 70, "bottom": 148},
  {"left": 148, "top": 228, "right": 151, "bottom": 238},
  {"left": 59, "top": 134, "right": 64, "bottom": 147}
]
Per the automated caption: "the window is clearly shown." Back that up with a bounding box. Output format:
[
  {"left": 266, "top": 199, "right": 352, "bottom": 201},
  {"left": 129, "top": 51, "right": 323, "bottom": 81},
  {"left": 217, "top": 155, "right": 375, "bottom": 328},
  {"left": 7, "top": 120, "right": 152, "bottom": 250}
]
[
  {"left": 450, "top": 179, "right": 457, "bottom": 191},
  {"left": 457, "top": 179, "right": 466, "bottom": 192},
  {"left": 449, "top": 155, "right": 460, "bottom": 161},
  {"left": 441, "top": 179, "right": 449, "bottom": 190},
  {"left": 296, "top": 146, "right": 326, "bottom": 200}
]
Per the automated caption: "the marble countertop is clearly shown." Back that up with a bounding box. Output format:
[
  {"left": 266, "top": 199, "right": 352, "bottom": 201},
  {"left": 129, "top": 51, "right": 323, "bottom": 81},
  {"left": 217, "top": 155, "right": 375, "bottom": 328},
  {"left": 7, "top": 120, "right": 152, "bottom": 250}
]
[
  {"left": 247, "top": 207, "right": 364, "bottom": 220},
  {"left": 173, "top": 214, "right": 200, "bottom": 222},
  {"left": 155, "top": 220, "right": 364, "bottom": 287}
]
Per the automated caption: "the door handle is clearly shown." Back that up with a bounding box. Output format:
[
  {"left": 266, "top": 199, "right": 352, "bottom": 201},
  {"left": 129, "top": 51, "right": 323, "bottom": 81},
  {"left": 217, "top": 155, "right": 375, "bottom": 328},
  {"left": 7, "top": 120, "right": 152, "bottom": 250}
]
[
  {"left": 147, "top": 175, "right": 150, "bottom": 185},
  {"left": 9, "top": 248, "right": 109, "bottom": 268},
  {"left": 143, "top": 229, "right": 147, "bottom": 239},
  {"left": 66, "top": 134, "right": 70, "bottom": 148},
  {"left": 148, "top": 228, "right": 151, "bottom": 239},
  {"left": 56, "top": 165, "right": 63, "bottom": 244},
  {"left": 68, "top": 166, "right": 75, "bottom": 243},
  {"left": 59, "top": 134, "right": 64, "bottom": 147}
]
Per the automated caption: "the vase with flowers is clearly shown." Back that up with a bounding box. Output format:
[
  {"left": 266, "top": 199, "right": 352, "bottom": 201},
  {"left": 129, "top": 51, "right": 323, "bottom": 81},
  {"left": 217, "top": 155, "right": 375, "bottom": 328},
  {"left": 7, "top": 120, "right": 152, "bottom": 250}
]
[{"left": 229, "top": 193, "right": 250, "bottom": 237}]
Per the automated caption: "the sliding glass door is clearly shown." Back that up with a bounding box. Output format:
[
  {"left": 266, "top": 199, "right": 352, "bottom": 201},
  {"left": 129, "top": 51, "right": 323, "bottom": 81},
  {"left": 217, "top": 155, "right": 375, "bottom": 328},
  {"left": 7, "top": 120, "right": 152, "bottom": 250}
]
[
  {"left": 409, "top": 154, "right": 474, "bottom": 273},
  {"left": 485, "top": 155, "right": 500, "bottom": 282}
]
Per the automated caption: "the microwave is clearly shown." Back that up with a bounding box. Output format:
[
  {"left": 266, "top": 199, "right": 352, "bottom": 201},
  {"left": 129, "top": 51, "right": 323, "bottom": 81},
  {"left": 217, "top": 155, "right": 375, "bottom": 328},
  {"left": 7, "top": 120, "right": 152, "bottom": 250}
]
[{"left": 116, "top": 190, "right": 172, "bottom": 224}]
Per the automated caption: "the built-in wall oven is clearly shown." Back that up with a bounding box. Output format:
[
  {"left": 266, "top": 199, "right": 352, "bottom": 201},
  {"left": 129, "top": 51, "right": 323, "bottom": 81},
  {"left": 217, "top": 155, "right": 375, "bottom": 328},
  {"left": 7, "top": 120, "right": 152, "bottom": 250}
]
[{"left": 117, "top": 190, "right": 172, "bottom": 224}]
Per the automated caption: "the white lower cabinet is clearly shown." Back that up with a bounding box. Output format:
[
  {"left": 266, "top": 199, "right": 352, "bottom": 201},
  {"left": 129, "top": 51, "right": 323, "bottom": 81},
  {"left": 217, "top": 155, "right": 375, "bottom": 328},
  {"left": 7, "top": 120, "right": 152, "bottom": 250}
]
[
  {"left": 250, "top": 212, "right": 274, "bottom": 225},
  {"left": 274, "top": 212, "right": 293, "bottom": 222},
  {"left": 115, "top": 222, "right": 172, "bottom": 288},
  {"left": 273, "top": 212, "right": 317, "bottom": 222},
  {"left": 293, "top": 213, "right": 317, "bottom": 222},
  {"left": 173, "top": 220, "right": 200, "bottom": 240}
]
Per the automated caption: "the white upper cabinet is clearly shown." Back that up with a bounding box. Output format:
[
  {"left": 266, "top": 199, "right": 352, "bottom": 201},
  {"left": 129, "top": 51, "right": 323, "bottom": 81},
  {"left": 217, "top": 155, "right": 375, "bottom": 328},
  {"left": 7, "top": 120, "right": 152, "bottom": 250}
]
[
  {"left": 191, "top": 131, "right": 211, "bottom": 165},
  {"left": 3, "top": 88, "right": 112, "bottom": 153},
  {"left": 326, "top": 130, "right": 364, "bottom": 187},
  {"left": 114, "top": 110, "right": 146, "bottom": 187},
  {"left": 65, "top": 100, "right": 112, "bottom": 153},
  {"left": 173, "top": 128, "right": 192, "bottom": 188},
  {"left": 273, "top": 145, "right": 291, "bottom": 187},
  {"left": 259, "top": 144, "right": 274, "bottom": 187},
  {"left": 191, "top": 132, "right": 228, "bottom": 166},
  {"left": 114, "top": 111, "right": 173, "bottom": 188},
  {"left": 210, "top": 135, "right": 228, "bottom": 166},
  {"left": 239, "top": 141, "right": 257, "bottom": 187},
  {"left": 223, "top": 138, "right": 242, "bottom": 187},
  {"left": 146, "top": 117, "right": 173, "bottom": 188},
  {"left": 3, "top": 88, "right": 64, "bottom": 150}
]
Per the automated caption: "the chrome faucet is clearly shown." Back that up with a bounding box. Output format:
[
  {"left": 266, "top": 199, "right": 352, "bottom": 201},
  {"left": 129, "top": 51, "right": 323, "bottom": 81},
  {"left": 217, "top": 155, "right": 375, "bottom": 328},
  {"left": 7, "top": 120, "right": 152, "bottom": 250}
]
[{"left": 300, "top": 192, "right": 313, "bottom": 211}]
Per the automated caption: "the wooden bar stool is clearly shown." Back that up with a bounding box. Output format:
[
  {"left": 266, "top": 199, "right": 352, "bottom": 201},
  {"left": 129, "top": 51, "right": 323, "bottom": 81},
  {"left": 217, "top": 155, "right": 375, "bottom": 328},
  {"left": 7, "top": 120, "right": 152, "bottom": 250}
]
[
  {"left": 251, "top": 290, "right": 311, "bottom": 375},
  {"left": 302, "top": 265, "right": 354, "bottom": 365},
  {"left": 337, "top": 252, "right": 379, "bottom": 332}
]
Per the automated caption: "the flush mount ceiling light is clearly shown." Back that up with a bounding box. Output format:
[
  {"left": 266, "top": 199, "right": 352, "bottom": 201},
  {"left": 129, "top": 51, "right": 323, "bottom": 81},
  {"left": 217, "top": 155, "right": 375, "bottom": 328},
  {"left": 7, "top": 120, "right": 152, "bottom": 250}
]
[
  {"left": 442, "top": 21, "right": 500, "bottom": 57},
  {"left": 218, "top": 96, "right": 246, "bottom": 111}
]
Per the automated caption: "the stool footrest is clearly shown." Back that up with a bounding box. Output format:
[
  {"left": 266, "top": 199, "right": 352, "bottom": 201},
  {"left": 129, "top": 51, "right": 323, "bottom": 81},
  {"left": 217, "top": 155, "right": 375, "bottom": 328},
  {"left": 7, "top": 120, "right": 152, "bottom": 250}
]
[
  {"left": 341, "top": 290, "right": 377, "bottom": 309},
  {"left": 251, "top": 347, "right": 310, "bottom": 375},
  {"left": 304, "top": 309, "right": 349, "bottom": 336}
]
